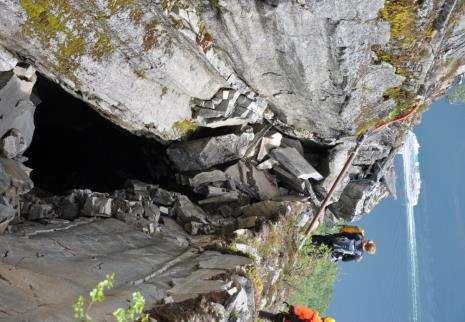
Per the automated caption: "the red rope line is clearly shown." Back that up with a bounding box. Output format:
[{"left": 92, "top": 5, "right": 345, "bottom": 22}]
[{"left": 371, "top": 104, "right": 419, "bottom": 133}]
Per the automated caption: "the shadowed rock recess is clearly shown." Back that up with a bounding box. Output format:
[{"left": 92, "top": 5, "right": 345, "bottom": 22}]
[{"left": 0, "top": 0, "right": 464, "bottom": 321}]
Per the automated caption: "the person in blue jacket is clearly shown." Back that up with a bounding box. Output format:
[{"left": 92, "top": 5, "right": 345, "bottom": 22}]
[{"left": 311, "top": 232, "right": 376, "bottom": 262}]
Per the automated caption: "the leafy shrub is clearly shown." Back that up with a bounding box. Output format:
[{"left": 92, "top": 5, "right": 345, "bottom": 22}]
[
  {"left": 288, "top": 242, "right": 339, "bottom": 313},
  {"left": 446, "top": 83, "right": 465, "bottom": 105},
  {"left": 73, "top": 273, "right": 149, "bottom": 322}
]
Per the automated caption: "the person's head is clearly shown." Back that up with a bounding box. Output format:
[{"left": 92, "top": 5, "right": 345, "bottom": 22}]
[
  {"left": 323, "top": 317, "right": 335, "bottom": 322},
  {"left": 363, "top": 240, "right": 376, "bottom": 254}
]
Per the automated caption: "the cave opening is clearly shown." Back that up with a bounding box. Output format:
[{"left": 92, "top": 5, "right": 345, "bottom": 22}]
[{"left": 24, "top": 74, "right": 174, "bottom": 195}]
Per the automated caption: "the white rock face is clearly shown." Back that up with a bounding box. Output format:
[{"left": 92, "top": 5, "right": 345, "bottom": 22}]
[
  {"left": 0, "top": 46, "right": 17, "bottom": 72},
  {"left": 0, "top": 1, "right": 227, "bottom": 141},
  {"left": 0, "top": 0, "right": 402, "bottom": 141},
  {"left": 0, "top": 0, "right": 463, "bottom": 145},
  {"left": 0, "top": 67, "right": 37, "bottom": 154}
]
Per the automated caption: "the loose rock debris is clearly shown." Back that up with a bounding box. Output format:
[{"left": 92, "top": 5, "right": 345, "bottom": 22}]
[
  {"left": 0, "top": 76, "right": 393, "bottom": 237},
  {"left": 0, "top": 58, "right": 399, "bottom": 322}
]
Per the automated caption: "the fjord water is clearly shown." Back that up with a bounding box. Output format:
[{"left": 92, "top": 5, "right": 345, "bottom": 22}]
[{"left": 328, "top": 97, "right": 465, "bottom": 322}]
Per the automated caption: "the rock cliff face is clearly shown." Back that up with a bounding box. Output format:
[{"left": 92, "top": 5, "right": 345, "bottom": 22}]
[
  {"left": 0, "top": 0, "right": 465, "bottom": 321},
  {"left": 0, "top": 0, "right": 404, "bottom": 141}
]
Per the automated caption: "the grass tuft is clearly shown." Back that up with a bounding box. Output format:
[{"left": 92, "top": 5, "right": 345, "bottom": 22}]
[{"left": 287, "top": 243, "right": 339, "bottom": 313}]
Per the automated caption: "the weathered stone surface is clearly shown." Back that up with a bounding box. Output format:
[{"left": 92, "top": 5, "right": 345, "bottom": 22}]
[
  {"left": 201, "top": 1, "right": 395, "bottom": 141},
  {"left": 273, "top": 166, "right": 307, "bottom": 194},
  {"left": 0, "top": 46, "right": 17, "bottom": 72},
  {"left": 0, "top": 0, "right": 404, "bottom": 143},
  {"left": 0, "top": 1, "right": 464, "bottom": 320},
  {"left": 1, "top": 129, "right": 23, "bottom": 158},
  {"left": 150, "top": 187, "right": 177, "bottom": 206},
  {"left": 330, "top": 179, "right": 390, "bottom": 221},
  {"left": 257, "top": 158, "right": 279, "bottom": 170},
  {"left": 56, "top": 192, "right": 82, "bottom": 220},
  {"left": 280, "top": 137, "right": 304, "bottom": 155},
  {"left": 0, "top": 160, "right": 10, "bottom": 193},
  {"left": 167, "top": 133, "right": 254, "bottom": 172},
  {"left": 227, "top": 275, "right": 255, "bottom": 322},
  {"left": 198, "top": 191, "right": 240, "bottom": 205},
  {"left": 23, "top": 202, "right": 56, "bottom": 220},
  {"left": 0, "top": 201, "right": 15, "bottom": 233},
  {"left": 257, "top": 132, "right": 282, "bottom": 161},
  {"left": 226, "top": 161, "right": 279, "bottom": 201},
  {"left": 318, "top": 142, "right": 356, "bottom": 201},
  {"left": 271, "top": 147, "right": 323, "bottom": 180},
  {"left": 0, "top": 3, "right": 228, "bottom": 141},
  {"left": 193, "top": 88, "right": 270, "bottom": 128},
  {"left": 82, "top": 194, "right": 113, "bottom": 217},
  {"left": 0, "top": 68, "right": 36, "bottom": 153},
  {"left": 174, "top": 195, "right": 208, "bottom": 225},
  {"left": 0, "top": 218, "right": 198, "bottom": 321},
  {"left": 0, "top": 157, "right": 33, "bottom": 193},
  {"left": 198, "top": 251, "right": 252, "bottom": 270},
  {"left": 168, "top": 269, "right": 231, "bottom": 302},
  {"left": 226, "top": 287, "right": 249, "bottom": 321},
  {"left": 190, "top": 170, "right": 227, "bottom": 187},
  {"left": 241, "top": 200, "right": 286, "bottom": 220}
]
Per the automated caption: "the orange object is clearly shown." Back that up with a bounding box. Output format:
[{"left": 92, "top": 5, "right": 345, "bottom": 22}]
[
  {"left": 339, "top": 225, "right": 365, "bottom": 236},
  {"left": 286, "top": 304, "right": 322, "bottom": 322}
]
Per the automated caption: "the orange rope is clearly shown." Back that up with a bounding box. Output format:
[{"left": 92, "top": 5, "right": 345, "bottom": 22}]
[
  {"left": 371, "top": 104, "right": 419, "bottom": 133},
  {"left": 299, "top": 103, "right": 420, "bottom": 247}
]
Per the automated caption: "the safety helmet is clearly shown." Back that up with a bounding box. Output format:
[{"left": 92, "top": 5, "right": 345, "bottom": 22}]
[{"left": 323, "top": 317, "right": 336, "bottom": 322}]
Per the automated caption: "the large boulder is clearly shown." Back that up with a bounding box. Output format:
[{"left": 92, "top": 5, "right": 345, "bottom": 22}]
[
  {"left": 329, "top": 179, "right": 390, "bottom": 222},
  {"left": 0, "top": 65, "right": 37, "bottom": 157}
]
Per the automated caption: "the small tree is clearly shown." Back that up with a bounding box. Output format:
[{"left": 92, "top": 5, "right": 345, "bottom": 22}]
[
  {"left": 446, "top": 83, "right": 465, "bottom": 105},
  {"left": 73, "top": 273, "right": 149, "bottom": 322}
]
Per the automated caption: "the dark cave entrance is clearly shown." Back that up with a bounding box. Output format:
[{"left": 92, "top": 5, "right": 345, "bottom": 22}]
[{"left": 24, "top": 75, "right": 174, "bottom": 194}]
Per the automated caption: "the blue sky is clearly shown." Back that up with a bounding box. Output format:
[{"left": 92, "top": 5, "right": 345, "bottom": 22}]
[{"left": 329, "top": 97, "right": 465, "bottom": 322}]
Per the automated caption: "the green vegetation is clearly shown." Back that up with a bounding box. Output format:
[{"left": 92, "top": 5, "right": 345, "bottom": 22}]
[
  {"left": 379, "top": 0, "right": 418, "bottom": 47},
  {"left": 246, "top": 266, "right": 264, "bottom": 296},
  {"left": 73, "top": 273, "right": 149, "bottom": 322},
  {"left": 208, "top": 0, "right": 221, "bottom": 11},
  {"left": 107, "top": 0, "right": 135, "bottom": 14},
  {"left": 113, "top": 292, "right": 148, "bottom": 322},
  {"left": 229, "top": 203, "right": 340, "bottom": 312},
  {"left": 19, "top": 0, "right": 118, "bottom": 81},
  {"left": 359, "top": 0, "right": 436, "bottom": 134},
  {"left": 20, "top": 0, "right": 84, "bottom": 80},
  {"left": 288, "top": 243, "right": 339, "bottom": 313},
  {"left": 172, "top": 119, "right": 199, "bottom": 135},
  {"left": 20, "top": 0, "right": 68, "bottom": 42},
  {"left": 383, "top": 86, "right": 416, "bottom": 119},
  {"left": 91, "top": 33, "right": 114, "bottom": 61},
  {"left": 446, "top": 84, "right": 465, "bottom": 105},
  {"left": 161, "top": 0, "right": 189, "bottom": 13}
]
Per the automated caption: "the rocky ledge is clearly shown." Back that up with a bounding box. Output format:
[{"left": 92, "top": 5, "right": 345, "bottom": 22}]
[{"left": 0, "top": 0, "right": 465, "bottom": 321}]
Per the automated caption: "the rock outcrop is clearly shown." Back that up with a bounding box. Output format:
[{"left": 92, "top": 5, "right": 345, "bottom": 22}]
[
  {"left": 0, "top": 0, "right": 403, "bottom": 142},
  {"left": 0, "top": 0, "right": 465, "bottom": 321},
  {"left": 0, "top": 62, "right": 37, "bottom": 232}
]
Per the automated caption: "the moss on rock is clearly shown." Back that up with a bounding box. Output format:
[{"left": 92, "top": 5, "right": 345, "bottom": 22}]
[
  {"left": 20, "top": 0, "right": 69, "bottom": 42},
  {"left": 107, "top": 0, "right": 135, "bottom": 14},
  {"left": 172, "top": 119, "right": 199, "bottom": 136},
  {"left": 91, "top": 33, "right": 114, "bottom": 61}
]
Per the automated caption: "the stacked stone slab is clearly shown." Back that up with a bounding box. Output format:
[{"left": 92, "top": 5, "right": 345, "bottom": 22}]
[
  {"left": 0, "top": 50, "right": 37, "bottom": 233},
  {"left": 192, "top": 88, "right": 272, "bottom": 128}
]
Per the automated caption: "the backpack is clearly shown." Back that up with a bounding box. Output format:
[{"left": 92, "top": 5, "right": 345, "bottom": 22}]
[
  {"left": 287, "top": 305, "right": 321, "bottom": 322},
  {"left": 339, "top": 225, "right": 364, "bottom": 237}
]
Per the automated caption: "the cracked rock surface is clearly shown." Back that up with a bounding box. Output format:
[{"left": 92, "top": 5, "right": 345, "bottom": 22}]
[{"left": 0, "top": 0, "right": 465, "bottom": 321}]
